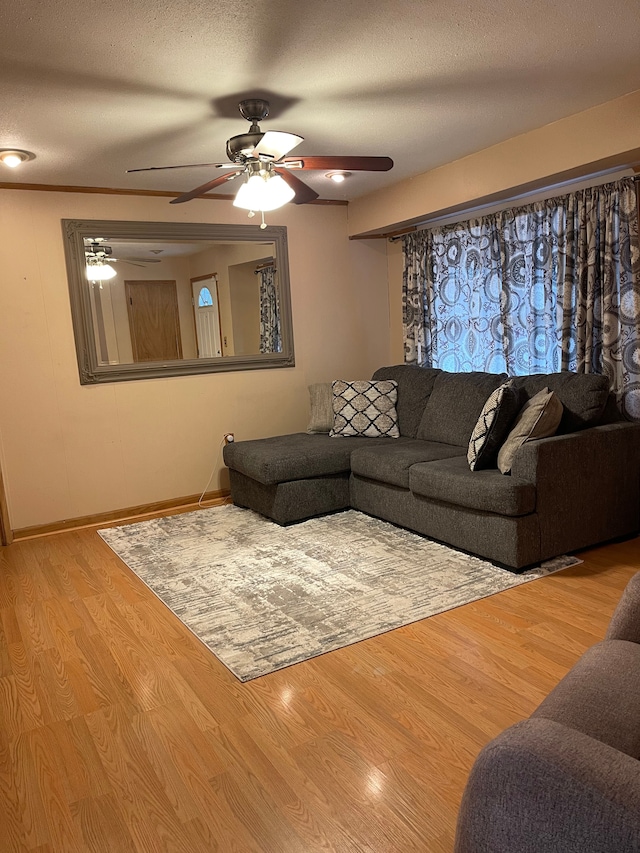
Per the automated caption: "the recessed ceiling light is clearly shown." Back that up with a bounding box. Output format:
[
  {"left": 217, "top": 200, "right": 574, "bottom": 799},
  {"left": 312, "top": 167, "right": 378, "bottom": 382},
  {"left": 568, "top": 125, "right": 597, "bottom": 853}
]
[
  {"left": 0, "top": 149, "right": 36, "bottom": 168},
  {"left": 326, "top": 171, "right": 351, "bottom": 183}
]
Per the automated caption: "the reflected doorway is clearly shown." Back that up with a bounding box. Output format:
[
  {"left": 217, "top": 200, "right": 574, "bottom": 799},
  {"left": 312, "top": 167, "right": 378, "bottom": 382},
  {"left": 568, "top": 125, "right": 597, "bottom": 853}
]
[{"left": 191, "top": 274, "right": 223, "bottom": 358}]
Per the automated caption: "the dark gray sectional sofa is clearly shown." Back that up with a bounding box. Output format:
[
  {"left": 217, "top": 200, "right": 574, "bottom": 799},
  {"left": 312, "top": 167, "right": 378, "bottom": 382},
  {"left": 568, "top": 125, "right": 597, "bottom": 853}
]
[
  {"left": 455, "top": 571, "right": 640, "bottom": 852},
  {"left": 223, "top": 365, "right": 640, "bottom": 571}
]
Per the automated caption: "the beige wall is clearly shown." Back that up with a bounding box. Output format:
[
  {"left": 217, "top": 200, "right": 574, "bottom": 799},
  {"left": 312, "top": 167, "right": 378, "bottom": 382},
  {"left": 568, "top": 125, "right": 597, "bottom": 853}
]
[
  {"left": 0, "top": 190, "right": 391, "bottom": 529},
  {"left": 348, "top": 88, "right": 640, "bottom": 236}
]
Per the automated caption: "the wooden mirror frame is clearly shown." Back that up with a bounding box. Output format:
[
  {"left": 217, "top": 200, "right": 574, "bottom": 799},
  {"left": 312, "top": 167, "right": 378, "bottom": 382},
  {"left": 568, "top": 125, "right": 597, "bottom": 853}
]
[{"left": 62, "top": 219, "right": 295, "bottom": 384}]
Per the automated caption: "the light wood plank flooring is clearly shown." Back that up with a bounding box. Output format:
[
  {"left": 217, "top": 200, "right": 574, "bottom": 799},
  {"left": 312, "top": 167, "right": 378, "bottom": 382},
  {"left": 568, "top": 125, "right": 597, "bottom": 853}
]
[{"left": 0, "top": 521, "right": 638, "bottom": 852}]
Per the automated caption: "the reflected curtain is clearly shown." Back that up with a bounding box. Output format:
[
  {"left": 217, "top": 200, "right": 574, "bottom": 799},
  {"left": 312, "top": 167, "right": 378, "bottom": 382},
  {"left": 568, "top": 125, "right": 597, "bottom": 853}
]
[
  {"left": 402, "top": 178, "right": 640, "bottom": 419},
  {"left": 259, "top": 264, "right": 281, "bottom": 353}
]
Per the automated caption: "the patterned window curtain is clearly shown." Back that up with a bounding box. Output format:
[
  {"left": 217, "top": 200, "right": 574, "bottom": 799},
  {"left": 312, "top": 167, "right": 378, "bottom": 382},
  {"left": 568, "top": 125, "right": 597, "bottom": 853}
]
[
  {"left": 402, "top": 231, "right": 430, "bottom": 364},
  {"left": 258, "top": 264, "right": 282, "bottom": 353},
  {"left": 558, "top": 180, "right": 640, "bottom": 419},
  {"left": 402, "top": 177, "right": 640, "bottom": 418}
]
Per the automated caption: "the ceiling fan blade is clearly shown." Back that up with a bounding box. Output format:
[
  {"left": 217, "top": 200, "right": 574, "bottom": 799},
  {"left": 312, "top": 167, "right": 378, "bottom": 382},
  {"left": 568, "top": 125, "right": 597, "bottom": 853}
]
[
  {"left": 121, "top": 257, "right": 162, "bottom": 264},
  {"left": 282, "top": 156, "right": 393, "bottom": 172},
  {"left": 274, "top": 169, "right": 319, "bottom": 204},
  {"left": 127, "top": 162, "right": 237, "bottom": 173},
  {"left": 169, "top": 169, "right": 244, "bottom": 204},
  {"left": 252, "top": 131, "right": 304, "bottom": 161}
]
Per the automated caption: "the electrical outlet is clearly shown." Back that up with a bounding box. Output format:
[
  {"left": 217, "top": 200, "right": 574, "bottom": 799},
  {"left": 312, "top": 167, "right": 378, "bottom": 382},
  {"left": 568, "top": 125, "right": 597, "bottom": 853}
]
[{"left": 224, "top": 433, "right": 235, "bottom": 445}]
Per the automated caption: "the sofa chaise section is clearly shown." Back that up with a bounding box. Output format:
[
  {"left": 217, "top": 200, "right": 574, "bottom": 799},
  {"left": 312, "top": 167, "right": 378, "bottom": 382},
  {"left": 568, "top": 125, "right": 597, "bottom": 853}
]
[{"left": 224, "top": 432, "right": 398, "bottom": 524}]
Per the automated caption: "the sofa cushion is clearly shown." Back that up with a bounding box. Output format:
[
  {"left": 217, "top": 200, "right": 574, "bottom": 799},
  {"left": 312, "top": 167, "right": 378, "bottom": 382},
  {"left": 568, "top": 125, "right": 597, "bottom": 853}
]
[
  {"left": 409, "top": 455, "right": 537, "bottom": 516},
  {"left": 306, "top": 383, "right": 333, "bottom": 434},
  {"left": 417, "top": 371, "right": 508, "bottom": 447},
  {"left": 497, "top": 388, "right": 563, "bottom": 475},
  {"left": 330, "top": 379, "right": 400, "bottom": 438},
  {"left": 468, "top": 380, "right": 521, "bottom": 470},
  {"left": 533, "top": 640, "right": 640, "bottom": 760},
  {"left": 223, "top": 433, "right": 392, "bottom": 485},
  {"left": 372, "top": 364, "right": 441, "bottom": 438},
  {"left": 511, "top": 372, "right": 609, "bottom": 433},
  {"left": 350, "top": 439, "right": 466, "bottom": 489}
]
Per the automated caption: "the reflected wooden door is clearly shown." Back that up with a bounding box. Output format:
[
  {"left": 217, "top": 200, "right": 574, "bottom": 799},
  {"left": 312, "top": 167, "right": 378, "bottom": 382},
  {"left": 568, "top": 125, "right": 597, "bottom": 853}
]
[{"left": 125, "top": 280, "right": 183, "bottom": 362}]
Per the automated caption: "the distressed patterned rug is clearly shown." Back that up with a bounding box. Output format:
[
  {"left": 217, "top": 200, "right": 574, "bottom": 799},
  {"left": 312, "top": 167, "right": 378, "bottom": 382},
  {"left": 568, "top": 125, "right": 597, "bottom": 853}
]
[{"left": 99, "top": 506, "right": 579, "bottom": 681}]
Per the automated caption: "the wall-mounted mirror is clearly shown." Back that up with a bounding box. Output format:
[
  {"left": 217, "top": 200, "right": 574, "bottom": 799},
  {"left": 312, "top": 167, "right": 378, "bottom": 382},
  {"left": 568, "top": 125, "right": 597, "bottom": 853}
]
[{"left": 62, "top": 219, "right": 295, "bottom": 384}]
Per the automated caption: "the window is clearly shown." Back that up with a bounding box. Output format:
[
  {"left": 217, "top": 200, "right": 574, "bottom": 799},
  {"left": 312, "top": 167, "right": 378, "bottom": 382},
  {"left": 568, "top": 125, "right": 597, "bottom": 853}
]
[
  {"left": 402, "top": 178, "right": 640, "bottom": 419},
  {"left": 198, "top": 287, "right": 214, "bottom": 307}
]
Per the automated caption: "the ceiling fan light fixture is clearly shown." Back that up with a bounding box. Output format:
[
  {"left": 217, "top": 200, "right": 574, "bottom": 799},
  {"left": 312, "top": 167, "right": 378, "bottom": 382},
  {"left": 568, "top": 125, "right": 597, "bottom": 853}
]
[
  {"left": 85, "top": 261, "right": 117, "bottom": 281},
  {"left": 0, "top": 148, "right": 35, "bottom": 168},
  {"left": 233, "top": 172, "right": 295, "bottom": 212},
  {"left": 326, "top": 171, "right": 351, "bottom": 183}
]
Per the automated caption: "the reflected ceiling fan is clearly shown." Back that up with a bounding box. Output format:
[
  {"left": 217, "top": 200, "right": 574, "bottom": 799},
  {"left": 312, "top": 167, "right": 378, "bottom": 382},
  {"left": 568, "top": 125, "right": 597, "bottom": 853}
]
[
  {"left": 84, "top": 238, "right": 162, "bottom": 281},
  {"left": 128, "top": 98, "right": 393, "bottom": 224}
]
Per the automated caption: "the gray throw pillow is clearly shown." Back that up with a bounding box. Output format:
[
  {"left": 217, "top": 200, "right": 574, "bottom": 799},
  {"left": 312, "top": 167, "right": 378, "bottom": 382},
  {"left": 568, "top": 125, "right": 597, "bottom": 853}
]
[
  {"left": 497, "top": 387, "right": 563, "bottom": 474},
  {"left": 468, "top": 380, "right": 521, "bottom": 470},
  {"left": 330, "top": 379, "right": 400, "bottom": 438},
  {"left": 306, "top": 383, "right": 333, "bottom": 434}
]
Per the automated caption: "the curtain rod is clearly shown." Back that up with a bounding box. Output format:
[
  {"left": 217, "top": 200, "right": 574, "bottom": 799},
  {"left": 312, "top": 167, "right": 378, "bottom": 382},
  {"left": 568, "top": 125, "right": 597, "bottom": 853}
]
[
  {"left": 254, "top": 261, "right": 275, "bottom": 274},
  {"left": 387, "top": 173, "right": 640, "bottom": 242}
]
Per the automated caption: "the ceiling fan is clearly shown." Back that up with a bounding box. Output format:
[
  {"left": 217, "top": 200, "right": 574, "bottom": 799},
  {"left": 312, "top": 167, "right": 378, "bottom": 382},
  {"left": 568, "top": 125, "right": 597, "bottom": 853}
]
[
  {"left": 128, "top": 98, "right": 393, "bottom": 223},
  {"left": 84, "top": 238, "right": 161, "bottom": 281}
]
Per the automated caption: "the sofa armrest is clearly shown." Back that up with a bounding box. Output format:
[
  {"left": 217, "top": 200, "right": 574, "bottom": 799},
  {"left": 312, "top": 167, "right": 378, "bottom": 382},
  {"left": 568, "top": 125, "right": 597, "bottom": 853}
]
[
  {"left": 511, "top": 422, "right": 640, "bottom": 483},
  {"left": 509, "top": 423, "right": 640, "bottom": 557},
  {"left": 606, "top": 573, "right": 640, "bottom": 644},
  {"left": 455, "top": 718, "right": 640, "bottom": 853}
]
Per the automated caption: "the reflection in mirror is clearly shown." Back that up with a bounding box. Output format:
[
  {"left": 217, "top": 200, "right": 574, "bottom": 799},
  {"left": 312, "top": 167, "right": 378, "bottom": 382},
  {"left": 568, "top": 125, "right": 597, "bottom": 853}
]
[
  {"left": 63, "top": 220, "right": 294, "bottom": 384},
  {"left": 86, "top": 238, "right": 279, "bottom": 363}
]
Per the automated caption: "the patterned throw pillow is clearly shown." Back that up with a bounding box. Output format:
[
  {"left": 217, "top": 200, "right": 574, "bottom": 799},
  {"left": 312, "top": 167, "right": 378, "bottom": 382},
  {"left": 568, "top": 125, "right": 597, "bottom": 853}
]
[
  {"left": 467, "top": 380, "right": 520, "bottom": 470},
  {"left": 330, "top": 380, "right": 400, "bottom": 438}
]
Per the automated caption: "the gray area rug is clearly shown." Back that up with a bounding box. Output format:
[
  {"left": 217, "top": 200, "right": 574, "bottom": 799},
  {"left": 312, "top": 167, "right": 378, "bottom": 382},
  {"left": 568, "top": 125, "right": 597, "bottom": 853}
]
[{"left": 99, "top": 506, "right": 579, "bottom": 681}]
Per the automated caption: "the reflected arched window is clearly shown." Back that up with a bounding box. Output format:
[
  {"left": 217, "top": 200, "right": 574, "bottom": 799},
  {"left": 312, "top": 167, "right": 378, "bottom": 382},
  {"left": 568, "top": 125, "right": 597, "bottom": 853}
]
[{"left": 198, "top": 287, "right": 213, "bottom": 307}]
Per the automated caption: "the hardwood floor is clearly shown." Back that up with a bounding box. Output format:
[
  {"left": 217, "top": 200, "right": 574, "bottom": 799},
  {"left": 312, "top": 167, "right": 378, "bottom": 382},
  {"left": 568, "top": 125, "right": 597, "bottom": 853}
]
[{"left": 0, "top": 522, "right": 638, "bottom": 852}]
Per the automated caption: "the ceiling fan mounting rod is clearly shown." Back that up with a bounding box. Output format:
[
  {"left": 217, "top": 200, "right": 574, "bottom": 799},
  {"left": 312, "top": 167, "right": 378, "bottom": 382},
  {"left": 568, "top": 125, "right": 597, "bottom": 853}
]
[{"left": 238, "top": 99, "right": 270, "bottom": 124}]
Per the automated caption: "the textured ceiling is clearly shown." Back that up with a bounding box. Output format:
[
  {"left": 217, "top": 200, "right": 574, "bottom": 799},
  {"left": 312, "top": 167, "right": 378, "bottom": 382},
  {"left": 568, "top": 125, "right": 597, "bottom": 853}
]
[{"left": 1, "top": 0, "right": 640, "bottom": 202}]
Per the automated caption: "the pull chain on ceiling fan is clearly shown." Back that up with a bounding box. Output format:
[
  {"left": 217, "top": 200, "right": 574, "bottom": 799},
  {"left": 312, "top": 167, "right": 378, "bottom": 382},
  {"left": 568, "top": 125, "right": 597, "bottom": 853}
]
[{"left": 128, "top": 99, "right": 393, "bottom": 225}]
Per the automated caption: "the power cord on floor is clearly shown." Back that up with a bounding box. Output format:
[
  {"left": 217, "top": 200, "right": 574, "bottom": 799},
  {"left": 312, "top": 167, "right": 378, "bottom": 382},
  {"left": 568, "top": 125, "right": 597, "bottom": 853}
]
[{"left": 198, "top": 436, "right": 227, "bottom": 507}]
